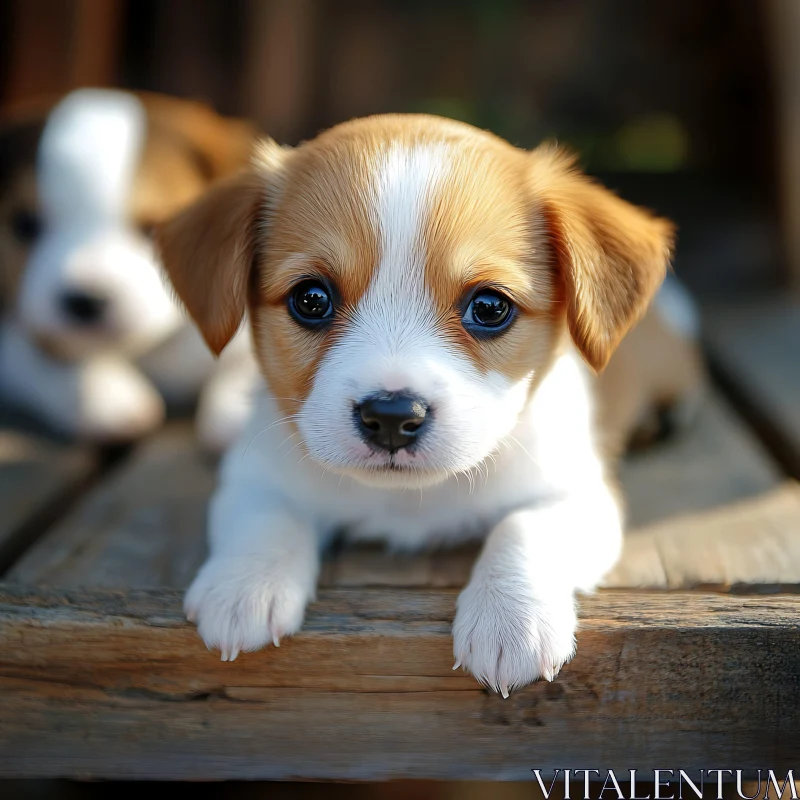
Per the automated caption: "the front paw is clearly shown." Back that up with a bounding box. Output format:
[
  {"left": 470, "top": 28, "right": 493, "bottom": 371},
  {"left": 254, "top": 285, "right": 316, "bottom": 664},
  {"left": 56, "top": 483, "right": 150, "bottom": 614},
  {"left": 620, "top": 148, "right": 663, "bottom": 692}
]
[
  {"left": 452, "top": 579, "right": 577, "bottom": 697},
  {"left": 184, "top": 556, "right": 314, "bottom": 661},
  {"left": 78, "top": 358, "right": 165, "bottom": 442}
]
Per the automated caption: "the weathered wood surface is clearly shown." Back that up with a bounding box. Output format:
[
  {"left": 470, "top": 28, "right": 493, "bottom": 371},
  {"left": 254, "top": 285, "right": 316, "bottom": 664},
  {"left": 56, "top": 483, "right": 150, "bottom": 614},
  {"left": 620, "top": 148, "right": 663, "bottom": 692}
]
[
  {"left": 618, "top": 390, "right": 780, "bottom": 529},
  {"left": 604, "top": 481, "right": 800, "bottom": 588},
  {"left": 9, "top": 389, "right": 793, "bottom": 590},
  {"left": 702, "top": 295, "right": 800, "bottom": 476},
  {"left": 0, "top": 585, "right": 798, "bottom": 780},
  {"left": 9, "top": 424, "right": 213, "bottom": 587},
  {"left": 0, "top": 419, "right": 96, "bottom": 574}
]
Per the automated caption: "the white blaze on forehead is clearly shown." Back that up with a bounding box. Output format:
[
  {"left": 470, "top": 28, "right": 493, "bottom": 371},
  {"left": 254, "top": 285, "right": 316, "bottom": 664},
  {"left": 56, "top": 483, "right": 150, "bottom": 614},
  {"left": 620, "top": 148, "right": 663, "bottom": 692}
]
[
  {"left": 360, "top": 142, "right": 451, "bottom": 336},
  {"left": 37, "top": 89, "right": 146, "bottom": 226}
]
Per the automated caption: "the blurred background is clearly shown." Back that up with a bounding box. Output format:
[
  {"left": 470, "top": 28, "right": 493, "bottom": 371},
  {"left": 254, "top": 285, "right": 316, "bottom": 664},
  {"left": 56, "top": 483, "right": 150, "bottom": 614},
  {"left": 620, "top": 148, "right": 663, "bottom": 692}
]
[{"left": 1, "top": 0, "right": 797, "bottom": 299}]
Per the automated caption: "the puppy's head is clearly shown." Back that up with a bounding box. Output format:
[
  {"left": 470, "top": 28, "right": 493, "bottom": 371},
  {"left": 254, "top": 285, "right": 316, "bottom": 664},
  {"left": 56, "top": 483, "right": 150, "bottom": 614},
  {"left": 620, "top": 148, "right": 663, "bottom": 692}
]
[
  {"left": 0, "top": 89, "right": 255, "bottom": 358},
  {"left": 159, "top": 115, "right": 673, "bottom": 488}
]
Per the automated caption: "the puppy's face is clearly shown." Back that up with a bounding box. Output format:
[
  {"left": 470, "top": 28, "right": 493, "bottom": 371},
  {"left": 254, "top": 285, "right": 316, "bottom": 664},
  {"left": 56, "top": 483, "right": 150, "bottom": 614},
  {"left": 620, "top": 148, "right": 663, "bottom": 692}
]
[
  {"left": 0, "top": 89, "right": 254, "bottom": 358},
  {"left": 160, "top": 115, "right": 673, "bottom": 488}
]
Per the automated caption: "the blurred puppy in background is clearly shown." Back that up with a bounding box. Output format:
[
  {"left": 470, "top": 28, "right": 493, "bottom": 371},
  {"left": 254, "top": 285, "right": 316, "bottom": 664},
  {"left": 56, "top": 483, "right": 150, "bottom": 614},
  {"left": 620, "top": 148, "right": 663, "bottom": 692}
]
[
  {"left": 0, "top": 89, "right": 259, "bottom": 450},
  {"left": 158, "top": 114, "right": 705, "bottom": 694}
]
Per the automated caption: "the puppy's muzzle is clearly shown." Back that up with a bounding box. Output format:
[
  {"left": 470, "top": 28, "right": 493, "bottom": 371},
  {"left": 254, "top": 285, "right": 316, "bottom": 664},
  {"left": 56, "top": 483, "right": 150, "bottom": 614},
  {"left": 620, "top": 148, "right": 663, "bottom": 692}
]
[{"left": 356, "top": 391, "right": 428, "bottom": 453}]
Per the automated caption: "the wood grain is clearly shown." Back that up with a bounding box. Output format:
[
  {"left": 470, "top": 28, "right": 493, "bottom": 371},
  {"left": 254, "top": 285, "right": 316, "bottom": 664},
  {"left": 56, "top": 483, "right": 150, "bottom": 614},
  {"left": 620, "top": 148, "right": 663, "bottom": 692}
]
[
  {"left": 8, "top": 424, "right": 213, "bottom": 587},
  {"left": 0, "top": 424, "right": 95, "bottom": 574},
  {"left": 604, "top": 481, "right": 800, "bottom": 588},
  {"left": 0, "top": 584, "right": 798, "bottom": 780},
  {"left": 617, "top": 390, "right": 780, "bottom": 529}
]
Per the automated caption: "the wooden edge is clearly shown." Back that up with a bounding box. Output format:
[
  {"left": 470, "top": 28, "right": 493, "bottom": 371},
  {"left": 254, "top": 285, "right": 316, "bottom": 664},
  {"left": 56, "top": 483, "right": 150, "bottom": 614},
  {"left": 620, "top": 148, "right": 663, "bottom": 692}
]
[{"left": 1, "top": 584, "right": 799, "bottom": 780}]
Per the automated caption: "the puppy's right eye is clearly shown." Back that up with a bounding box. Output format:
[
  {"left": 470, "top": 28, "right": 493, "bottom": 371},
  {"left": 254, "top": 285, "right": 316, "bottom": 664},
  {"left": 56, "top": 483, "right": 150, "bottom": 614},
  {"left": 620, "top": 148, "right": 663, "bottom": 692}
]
[
  {"left": 289, "top": 280, "right": 334, "bottom": 326},
  {"left": 10, "top": 208, "right": 42, "bottom": 244}
]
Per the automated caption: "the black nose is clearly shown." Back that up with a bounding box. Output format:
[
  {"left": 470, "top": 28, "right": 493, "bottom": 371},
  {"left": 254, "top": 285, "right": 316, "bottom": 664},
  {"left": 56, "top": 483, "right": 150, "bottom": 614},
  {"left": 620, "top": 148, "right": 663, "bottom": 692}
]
[
  {"left": 357, "top": 392, "right": 428, "bottom": 452},
  {"left": 60, "top": 291, "right": 108, "bottom": 325}
]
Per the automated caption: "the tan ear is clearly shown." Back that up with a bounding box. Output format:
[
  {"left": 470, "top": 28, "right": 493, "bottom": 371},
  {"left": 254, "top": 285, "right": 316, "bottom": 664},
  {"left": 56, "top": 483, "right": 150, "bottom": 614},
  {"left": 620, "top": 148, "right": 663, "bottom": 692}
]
[
  {"left": 138, "top": 92, "right": 258, "bottom": 179},
  {"left": 531, "top": 145, "right": 675, "bottom": 372},
  {"left": 156, "top": 168, "right": 267, "bottom": 355}
]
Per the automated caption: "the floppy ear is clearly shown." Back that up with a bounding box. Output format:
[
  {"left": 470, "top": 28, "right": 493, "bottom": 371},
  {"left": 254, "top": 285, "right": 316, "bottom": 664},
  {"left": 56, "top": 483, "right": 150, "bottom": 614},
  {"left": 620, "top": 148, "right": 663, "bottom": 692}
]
[
  {"left": 531, "top": 145, "right": 675, "bottom": 372},
  {"left": 157, "top": 141, "right": 285, "bottom": 355},
  {"left": 138, "top": 92, "right": 258, "bottom": 179}
]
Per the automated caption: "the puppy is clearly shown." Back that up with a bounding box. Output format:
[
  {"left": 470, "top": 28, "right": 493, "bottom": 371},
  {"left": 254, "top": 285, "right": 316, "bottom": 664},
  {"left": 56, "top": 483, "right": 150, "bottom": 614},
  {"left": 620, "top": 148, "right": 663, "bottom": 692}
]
[
  {"left": 159, "top": 114, "right": 679, "bottom": 695},
  {"left": 0, "top": 88, "right": 259, "bottom": 449}
]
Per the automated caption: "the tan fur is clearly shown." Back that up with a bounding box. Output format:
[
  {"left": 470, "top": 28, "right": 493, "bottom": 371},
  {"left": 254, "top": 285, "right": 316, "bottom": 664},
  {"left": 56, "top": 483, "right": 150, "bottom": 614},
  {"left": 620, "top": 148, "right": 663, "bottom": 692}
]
[
  {"left": 530, "top": 145, "right": 675, "bottom": 372},
  {"left": 597, "top": 302, "right": 706, "bottom": 455},
  {"left": 158, "top": 114, "right": 675, "bottom": 421},
  {"left": 137, "top": 93, "right": 257, "bottom": 181},
  {"left": 157, "top": 168, "right": 269, "bottom": 356}
]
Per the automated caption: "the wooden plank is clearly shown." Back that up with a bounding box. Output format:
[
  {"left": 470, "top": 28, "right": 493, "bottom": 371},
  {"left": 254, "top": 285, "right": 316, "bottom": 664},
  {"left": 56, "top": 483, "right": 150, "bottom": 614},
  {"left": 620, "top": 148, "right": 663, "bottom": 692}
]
[
  {"left": 702, "top": 295, "right": 800, "bottom": 476},
  {"left": 68, "top": 0, "right": 122, "bottom": 89},
  {"left": 8, "top": 424, "right": 212, "bottom": 587},
  {"left": 604, "top": 481, "right": 800, "bottom": 588},
  {"left": 0, "top": 585, "right": 798, "bottom": 780},
  {"left": 618, "top": 389, "right": 781, "bottom": 529},
  {"left": 0, "top": 418, "right": 96, "bottom": 575},
  {"left": 241, "top": 0, "right": 317, "bottom": 142},
  {"left": 2, "top": 0, "right": 72, "bottom": 105}
]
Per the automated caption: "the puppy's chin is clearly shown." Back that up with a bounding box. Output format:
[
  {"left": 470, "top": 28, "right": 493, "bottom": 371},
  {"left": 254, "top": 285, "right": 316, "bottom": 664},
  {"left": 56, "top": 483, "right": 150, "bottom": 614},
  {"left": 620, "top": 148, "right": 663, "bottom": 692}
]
[{"left": 340, "top": 464, "right": 451, "bottom": 491}]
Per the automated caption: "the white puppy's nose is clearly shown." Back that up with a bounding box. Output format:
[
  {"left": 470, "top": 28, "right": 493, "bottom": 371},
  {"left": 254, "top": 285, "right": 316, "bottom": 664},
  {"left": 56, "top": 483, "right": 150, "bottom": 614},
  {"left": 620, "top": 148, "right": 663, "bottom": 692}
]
[{"left": 59, "top": 289, "right": 109, "bottom": 325}]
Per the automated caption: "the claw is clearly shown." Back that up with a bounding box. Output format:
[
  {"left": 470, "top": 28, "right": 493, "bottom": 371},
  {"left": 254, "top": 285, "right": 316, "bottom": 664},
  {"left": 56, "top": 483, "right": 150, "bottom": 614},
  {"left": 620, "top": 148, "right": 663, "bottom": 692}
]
[
  {"left": 452, "top": 659, "right": 462, "bottom": 671},
  {"left": 499, "top": 681, "right": 510, "bottom": 699},
  {"left": 272, "top": 633, "right": 281, "bottom": 648}
]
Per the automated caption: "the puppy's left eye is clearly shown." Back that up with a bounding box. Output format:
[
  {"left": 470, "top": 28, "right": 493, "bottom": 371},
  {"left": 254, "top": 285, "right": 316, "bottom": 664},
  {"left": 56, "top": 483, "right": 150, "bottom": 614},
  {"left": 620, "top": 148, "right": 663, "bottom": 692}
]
[
  {"left": 289, "top": 280, "right": 334, "bottom": 326},
  {"left": 462, "top": 290, "right": 513, "bottom": 331}
]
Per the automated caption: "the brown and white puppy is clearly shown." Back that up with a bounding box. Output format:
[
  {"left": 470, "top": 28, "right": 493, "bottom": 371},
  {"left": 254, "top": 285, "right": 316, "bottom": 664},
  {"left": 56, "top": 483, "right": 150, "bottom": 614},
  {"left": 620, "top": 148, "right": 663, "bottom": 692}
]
[
  {"left": 0, "top": 88, "right": 259, "bottom": 447},
  {"left": 158, "top": 114, "right": 700, "bottom": 694}
]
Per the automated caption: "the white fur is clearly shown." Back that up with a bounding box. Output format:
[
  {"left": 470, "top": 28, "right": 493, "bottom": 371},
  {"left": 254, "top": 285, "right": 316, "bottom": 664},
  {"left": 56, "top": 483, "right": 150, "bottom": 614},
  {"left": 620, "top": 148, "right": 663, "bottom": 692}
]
[
  {"left": 188, "top": 140, "right": 624, "bottom": 696},
  {"left": 0, "top": 318, "right": 165, "bottom": 440},
  {"left": 19, "top": 89, "right": 181, "bottom": 356},
  {"left": 4, "top": 88, "right": 258, "bottom": 450}
]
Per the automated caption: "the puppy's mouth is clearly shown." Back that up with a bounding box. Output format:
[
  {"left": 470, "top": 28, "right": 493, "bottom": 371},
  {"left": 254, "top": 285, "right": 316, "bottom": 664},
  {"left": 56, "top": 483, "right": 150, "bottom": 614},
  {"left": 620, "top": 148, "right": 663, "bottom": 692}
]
[{"left": 336, "top": 450, "right": 452, "bottom": 490}]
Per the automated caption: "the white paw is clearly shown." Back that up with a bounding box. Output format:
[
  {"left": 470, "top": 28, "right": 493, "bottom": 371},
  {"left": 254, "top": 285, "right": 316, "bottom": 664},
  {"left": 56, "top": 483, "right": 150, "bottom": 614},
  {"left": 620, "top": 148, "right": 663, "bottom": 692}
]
[
  {"left": 78, "top": 357, "right": 165, "bottom": 442},
  {"left": 452, "top": 579, "right": 577, "bottom": 697},
  {"left": 184, "top": 556, "right": 314, "bottom": 661}
]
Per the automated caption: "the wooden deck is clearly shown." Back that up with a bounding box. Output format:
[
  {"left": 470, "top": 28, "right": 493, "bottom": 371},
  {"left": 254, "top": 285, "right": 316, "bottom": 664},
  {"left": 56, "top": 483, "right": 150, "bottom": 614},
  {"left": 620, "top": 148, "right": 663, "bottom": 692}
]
[{"left": 1, "top": 294, "right": 799, "bottom": 780}]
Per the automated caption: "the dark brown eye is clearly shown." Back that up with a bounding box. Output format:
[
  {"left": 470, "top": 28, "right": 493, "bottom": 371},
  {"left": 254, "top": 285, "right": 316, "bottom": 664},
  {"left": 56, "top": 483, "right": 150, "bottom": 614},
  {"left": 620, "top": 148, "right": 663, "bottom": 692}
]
[
  {"left": 463, "top": 290, "right": 513, "bottom": 330},
  {"left": 10, "top": 208, "right": 41, "bottom": 244},
  {"left": 289, "top": 280, "right": 333, "bottom": 325}
]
